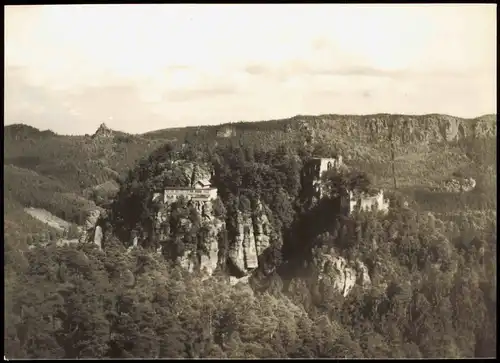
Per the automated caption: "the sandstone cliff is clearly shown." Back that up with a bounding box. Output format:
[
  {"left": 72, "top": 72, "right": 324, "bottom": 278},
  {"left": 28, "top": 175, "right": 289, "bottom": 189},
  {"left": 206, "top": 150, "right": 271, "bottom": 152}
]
[
  {"left": 79, "top": 207, "right": 106, "bottom": 249},
  {"left": 228, "top": 200, "right": 273, "bottom": 276},
  {"left": 152, "top": 196, "right": 224, "bottom": 277},
  {"left": 152, "top": 190, "right": 274, "bottom": 279},
  {"left": 314, "top": 248, "right": 371, "bottom": 297},
  {"left": 296, "top": 114, "right": 496, "bottom": 146}
]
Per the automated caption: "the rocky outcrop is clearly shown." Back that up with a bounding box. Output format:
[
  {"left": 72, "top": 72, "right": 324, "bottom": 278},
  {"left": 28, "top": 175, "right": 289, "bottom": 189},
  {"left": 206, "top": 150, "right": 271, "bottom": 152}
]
[
  {"left": 314, "top": 249, "right": 372, "bottom": 297},
  {"left": 155, "top": 197, "right": 225, "bottom": 277},
  {"left": 312, "top": 114, "right": 496, "bottom": 145},
  {"left": 199, "top": 216, "right": 224, "bottom": 277},
  {"left": 355, "top": 260, "right": 372, "bottom": 289},
  {"left": 229, "top": 211, "right": 258, "bottom": 274},
  {"left": 229, "top": 275, "right": 250, "bottom": 286},
  {"left": 175, "top": 160, "right": 213, "bottom": 187},
  {"left": 94, "top": 226, "right": 103, "bottom": 250},
  {"left": 442, "top": 177, "right": 476, "bottom": 193},
  {"left": 216, "top": 126, "right": 236, "bottom": 138},
  {"left": 126, "top": 236, "right": 139, "bottom": 254},
  {"left": 228, "top": 201, "right": 274, "bottom": 276},
  {"left": 155, "top": 160, "right": 214, "bottom": 189},
  {"left": 253, "top": 200, "right": 272, "bottom": 256},
  {"left": 79, "top": 207, "right": 105, "bottom": 249},
  {"left": 91, "top": 123, "right": 113, "bottom": 139},
  {"left": 154, "top": 187, "right": 274, "bottom": 279}
]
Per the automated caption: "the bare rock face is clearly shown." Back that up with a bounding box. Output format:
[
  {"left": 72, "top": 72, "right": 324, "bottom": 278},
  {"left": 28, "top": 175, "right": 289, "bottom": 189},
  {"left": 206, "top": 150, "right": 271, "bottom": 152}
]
[
  {"left": 356, "top": 260, "right": 372, "bottom": 289},
  {"left": 91, "top": 123, "right": 113, "bottom": 140},
  {"left": 216, "top": 126, "right": 236, "bottom": 138},
  {"left": 174, "top": 161, "right": 213, "bottom": 186},
  {"left": 156, "top": 197, "right": 224, "bottom": 277},
  {"left": 151, "top": 162, "right": 273, "bottom": 279},
  {"left": 229, "top": 275, "right": 250, "bottom": 286},
  {"left": 253, "top": 200, "right": 272, "bottom": 255},
  {"left": 85, "top": 208, "right": 102, "bottom": 231},
  {"left": 199, "top": 218, "right": 224, "bottom": 277},
  {"left": 79, "top": 207, "right": 104, "bottom": 244},
  {"left": 200, "top": 239, "right": 219, "bottom": 277},
  {"left": 228, "top": 211, "right": 249, "bottom": 274},
  {"left": 315, "top": 250, "right": 371, "bottom": 297},
  {"left": 93, "top": 226, "right": 103, "bottom": 250},
  {"left": 228, "top": 201, "right": 274, "bottom": 276},
  {"left": 242, "top": 213, "right": 258, "bottom": 270},
  {"left": 300, "top": 114, "right": 496, "bottom": 156}
]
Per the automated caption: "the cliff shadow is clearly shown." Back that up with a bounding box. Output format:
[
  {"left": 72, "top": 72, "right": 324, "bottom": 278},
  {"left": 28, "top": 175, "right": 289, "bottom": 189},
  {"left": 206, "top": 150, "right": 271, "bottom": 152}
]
[{"left": 279, "top": 196, "right": 348, "bottom": 281}]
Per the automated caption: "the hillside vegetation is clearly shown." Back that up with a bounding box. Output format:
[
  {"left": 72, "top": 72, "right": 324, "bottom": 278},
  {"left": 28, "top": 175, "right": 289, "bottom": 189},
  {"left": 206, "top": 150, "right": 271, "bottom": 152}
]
[{"left": 4, "top": 113, "right": 497, "bottom": 359}]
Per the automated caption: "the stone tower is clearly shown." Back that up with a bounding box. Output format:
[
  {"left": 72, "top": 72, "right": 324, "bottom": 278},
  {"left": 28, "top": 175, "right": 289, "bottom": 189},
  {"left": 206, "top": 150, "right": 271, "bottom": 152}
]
[{"left": 303, "top": 155, "right": 343, "bottom": 198}]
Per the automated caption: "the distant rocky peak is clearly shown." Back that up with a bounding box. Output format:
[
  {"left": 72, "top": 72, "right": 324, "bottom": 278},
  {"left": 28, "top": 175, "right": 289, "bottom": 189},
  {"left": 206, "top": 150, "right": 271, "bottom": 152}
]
[{"left": 92, "top": 123, "right": 113, "bottom": 139}]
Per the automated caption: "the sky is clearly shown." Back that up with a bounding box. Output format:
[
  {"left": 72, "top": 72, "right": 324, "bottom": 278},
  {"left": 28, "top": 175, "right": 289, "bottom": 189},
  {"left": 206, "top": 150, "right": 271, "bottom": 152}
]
[{"left": 4, "top": 4, "right": 497, "bottom": 135}]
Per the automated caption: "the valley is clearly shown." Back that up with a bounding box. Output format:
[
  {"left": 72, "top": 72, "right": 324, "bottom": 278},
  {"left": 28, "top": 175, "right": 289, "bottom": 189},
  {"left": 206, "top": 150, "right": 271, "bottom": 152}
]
[{"left": 4, "top": 113, "right": 497, "bottom": 359}]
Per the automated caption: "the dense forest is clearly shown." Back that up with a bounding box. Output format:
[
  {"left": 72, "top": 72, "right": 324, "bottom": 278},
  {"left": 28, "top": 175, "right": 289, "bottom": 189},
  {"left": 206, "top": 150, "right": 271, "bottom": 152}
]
[
  {"left": 4, "top": 115, "right": 497, "bottom": 359},
  {"left": 5, "top": 134, "right": 497, "bottom": 359}
]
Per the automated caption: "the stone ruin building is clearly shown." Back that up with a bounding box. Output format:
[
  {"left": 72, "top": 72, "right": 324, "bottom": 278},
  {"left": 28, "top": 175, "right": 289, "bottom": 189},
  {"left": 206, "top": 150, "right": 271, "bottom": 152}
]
[{"left": 302, "top": 154, "right": 389, "bottom": 214}]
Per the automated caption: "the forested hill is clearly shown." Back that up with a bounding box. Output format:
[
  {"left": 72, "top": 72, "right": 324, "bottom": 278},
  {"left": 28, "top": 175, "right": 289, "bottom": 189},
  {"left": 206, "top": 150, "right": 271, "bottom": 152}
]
[
  {"left": 5, "top": 113, "right": 496, "bottom": 191},
  {"left": 4, "top": 113, "right": 497, "bottom": 359}
]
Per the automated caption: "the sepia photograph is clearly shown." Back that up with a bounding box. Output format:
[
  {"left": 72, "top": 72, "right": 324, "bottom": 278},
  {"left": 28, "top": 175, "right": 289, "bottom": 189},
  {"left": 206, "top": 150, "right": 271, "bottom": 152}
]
[{"left": 4, "top": 4, "right": 496, "bottom": 359}]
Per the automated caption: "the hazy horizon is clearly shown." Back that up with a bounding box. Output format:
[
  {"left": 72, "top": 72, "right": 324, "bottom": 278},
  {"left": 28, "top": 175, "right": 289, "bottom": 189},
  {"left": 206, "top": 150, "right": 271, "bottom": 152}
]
[{"left": 5, "top": 4, "right": 497, "bottom": 135}]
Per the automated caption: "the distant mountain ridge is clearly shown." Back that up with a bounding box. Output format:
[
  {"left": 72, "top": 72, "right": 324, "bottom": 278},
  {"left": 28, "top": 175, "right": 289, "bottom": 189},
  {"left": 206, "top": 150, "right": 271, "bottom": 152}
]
[
  {"left": 4, "top": 112, "right": 496, "bottom": 236},
  {"left": 5, "top": 113, "right": 496, "bottom": 139}
]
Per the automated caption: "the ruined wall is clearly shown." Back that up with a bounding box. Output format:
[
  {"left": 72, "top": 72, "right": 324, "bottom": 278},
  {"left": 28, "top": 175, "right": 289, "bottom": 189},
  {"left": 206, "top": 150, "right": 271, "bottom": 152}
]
[
  {"left": 303, "top": 157, "right": 345, "bottom": 200},
  {"left": 349, "top": 190, "right": 390, "bottom": 214},
  {"left": 303, "top": 156, "right": 389, "bottom": 214}
]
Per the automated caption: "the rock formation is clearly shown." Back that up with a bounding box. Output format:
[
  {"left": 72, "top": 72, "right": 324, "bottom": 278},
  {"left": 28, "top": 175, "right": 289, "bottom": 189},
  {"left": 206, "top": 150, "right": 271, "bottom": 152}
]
[
  {"left": 154, "top": 196, "right": 225, "bottom": 276},
  {"left": 312, "top": 114, "right": 496, "bottom": 145},
  {"left": 227, "top": 201, "right": 273, "bottom": 276},
  {"left": 79, "top": 207, "right": 105, "bottom": 249},
  {"left": 253, "top": 200, "right": 272, "bottom": 256},
  {"left": 154, "top": 185, "right": 273, "bottom": 279},
  {"left": 199, "top": 216, "right": 224, "bottom": 277},
  {"left": 229, "top": 211, "right": 258, "bottom": 274},
  {"left": 229, "top": 275, "right": 250, "bottom": 286},
  {"left": 91, "top": 123, "right": 113, "bottom": 139},
  {"left": 216, "top": 126, "right": 236, "bottom": 138},
  {"left": 314, "top": 249, "right": 371, "bottom": 297},
  {"left": 443, "top": 177, "right": 476, "bottom": 193},
  {"left": 93, "top": 226, "right": 103, "bottom": 250}
]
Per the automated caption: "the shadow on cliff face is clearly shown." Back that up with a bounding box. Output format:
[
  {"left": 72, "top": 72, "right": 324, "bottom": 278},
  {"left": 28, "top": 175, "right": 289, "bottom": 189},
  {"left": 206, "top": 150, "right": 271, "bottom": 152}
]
[{"left": 279, "top": 196, "right": 347, "bottom": 281}]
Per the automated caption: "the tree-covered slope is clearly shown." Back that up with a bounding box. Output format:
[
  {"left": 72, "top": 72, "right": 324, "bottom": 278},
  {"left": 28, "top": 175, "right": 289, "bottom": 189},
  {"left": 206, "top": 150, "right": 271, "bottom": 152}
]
[{"left": 4, "top": 113, "right": 497, "bottom": 359}]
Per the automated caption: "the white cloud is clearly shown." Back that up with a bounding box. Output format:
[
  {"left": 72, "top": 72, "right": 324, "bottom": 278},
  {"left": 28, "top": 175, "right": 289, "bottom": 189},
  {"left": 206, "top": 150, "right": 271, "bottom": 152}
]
[{"left": 4, "top": 4, "right": 497, "bottom": 134}]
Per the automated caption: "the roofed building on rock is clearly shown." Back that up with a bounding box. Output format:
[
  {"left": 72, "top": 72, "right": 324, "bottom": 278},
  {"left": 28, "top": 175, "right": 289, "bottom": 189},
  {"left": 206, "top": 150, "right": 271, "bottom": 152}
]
[{"left": 152, "top": 178, "right": 218, "bottom": 213}]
